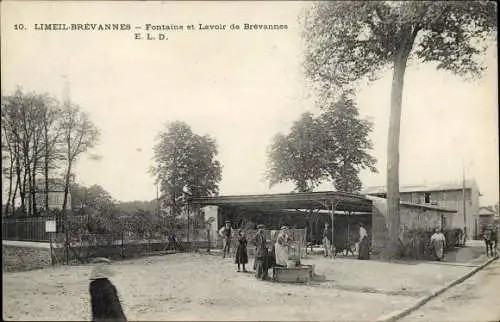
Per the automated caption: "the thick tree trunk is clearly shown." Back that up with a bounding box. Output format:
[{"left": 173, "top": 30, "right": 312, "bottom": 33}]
[
  {"left": 21, "top": 166, "right": 27, "bottom": 215},
  {"left": 384, "top": 49, "right": 411, "bottom": 259},
  {"left": 13, "top": 144, "right": 22, "bottom": 214},
  {"left": 11, "top": 178, "right": 18, "bottom": 214},
  {"left": 31, "top": 152, "right": 38, "bottom": 216},
  {"left": 4, "top": 152, "right": 14, "bottom": 215},
  {"left": 27, "top": 157, "right": 33, "bottom": 216},
  {"left": 62, "top": 164, "right": 72, "bottom": 212},
  {"left": 44, "top": 145, "right": 50, "bottom": 213}
]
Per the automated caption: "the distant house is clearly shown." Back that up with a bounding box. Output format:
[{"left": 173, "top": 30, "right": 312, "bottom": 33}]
[
  {"left": 478, "top": 207, "right": 496, "bottom": 231},
  {"left": 361, "top": 179, "right": 481, "bottom": 239},
  {"left": 33, "top": 178, "right": 72, "bottom": 212}
]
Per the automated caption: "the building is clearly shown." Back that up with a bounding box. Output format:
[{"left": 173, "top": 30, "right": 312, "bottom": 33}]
[
  {"left": 33, "top": 178, "right": 71, "bottom": 211},
  {"left": 191, "top": 191, "right": 457, "bottom": 259},
  {"left": 361, "top": 179, "right": 481, "bottom": 239},
  {"left": 478, "top": 207, "right": 496, "bottom": 232}
]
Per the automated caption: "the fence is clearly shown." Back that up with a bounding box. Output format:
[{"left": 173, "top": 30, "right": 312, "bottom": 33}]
[
  {"left": 2, "top": 217, "right": 58, "bottom": 242},
  {"left": 2, "top": 215, "right": 210, "bottom": 264}
]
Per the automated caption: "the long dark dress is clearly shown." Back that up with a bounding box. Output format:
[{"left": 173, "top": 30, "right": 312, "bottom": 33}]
[
  {"left": 235, "top": 236, "right": 248, "bottom": 264},
  {"left": 358, "top": 237, "right": 370, "bottom": 260},
  {"left": 252, "top": 232, "right": 269, "bottom": 280},
  {"left": 89, "top": 278, "right": 127, "bottom": 322}
]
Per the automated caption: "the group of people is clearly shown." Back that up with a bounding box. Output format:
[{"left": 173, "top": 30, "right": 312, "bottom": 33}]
[
  {"left": 218, "top": 220, "right": 294, "bottom": 280},
  {"left": 321, "top": 222, "right": 370, "bottom": 260}
]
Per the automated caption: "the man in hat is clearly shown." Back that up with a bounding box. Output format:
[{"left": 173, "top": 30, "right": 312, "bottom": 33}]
[
  {"left": 89, "top": 258, "right": 127, "bottom": 322},
  {"left": 252, "top": 224, "right": 269, "bottom": 280},
  {"left": 490, "top": 225, "right": 498, "bottom": 257},
  {"left": 219, "top": 220, "right": 233, "bottom": 258},
  {"left": 483, "top": 225, "right": 493, "bottom": 257}
]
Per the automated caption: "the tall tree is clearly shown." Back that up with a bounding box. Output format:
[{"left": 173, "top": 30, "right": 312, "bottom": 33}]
[
  {"left": 266, "top": 112, "right": 326, "bottom": 192},
  {"left": 151, "top": 121, "right": 222, "bottom": 220},
  {"left": 319, "top": 91, "right": 377, "bottom": 193},
  {"left": 1, "top": 90, "right": 66, "bottom": 216},
  {"left": 40, "top": 95, "right": 63, "bottom": 212},
  {"left": 60, "top": 102, "right": 100, "bottom": 213},
  {"left": 303, "top": 1, "right": 497, "bottom": 257},
  {"left": 1, "top": 89, "right": 38, "bottom": 215},
  {"left": 1, "top": 112, "right": 16, "bottom": 214}
]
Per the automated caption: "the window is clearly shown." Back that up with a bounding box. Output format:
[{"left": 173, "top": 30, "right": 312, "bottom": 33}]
[
  {"left": 424, "top": 192, "right": 431, "bottom": 204},
  {"left": 442, "top": 216, "right": 447, "bottom": 228}
]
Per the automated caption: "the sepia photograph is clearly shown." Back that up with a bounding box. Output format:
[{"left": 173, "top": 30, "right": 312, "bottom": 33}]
[{"left": 1, "top": 1, "right": 499, "bottom": 321}]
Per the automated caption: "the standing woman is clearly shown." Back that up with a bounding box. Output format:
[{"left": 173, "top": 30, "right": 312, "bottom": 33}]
[
  {"left": 357, "top": 223, "right": 370, "bottom": 260},
  {"left": 430, "top": 228, "right": 446, "bottom": 261},
  {"left": 274, "top": 226, "right": 290, "bottom": 267},
  {"left": 235, "top": 229, "right": 249, "bottom": 272},
  {"left": 89, "top": 258, "right": 127, "bottom": 322}
]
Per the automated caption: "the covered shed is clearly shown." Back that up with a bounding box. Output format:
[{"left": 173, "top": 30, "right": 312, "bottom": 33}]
[
  {"left": 189, "top": 191, "right": 373, "bottom": 252},
  {"left": 189, "top": 191, "right": 460, "bottom": 259}
]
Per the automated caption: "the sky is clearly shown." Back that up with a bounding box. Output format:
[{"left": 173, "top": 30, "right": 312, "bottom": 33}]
[{"left": 2, "top": 1, "right": 498, "bottom": 206}]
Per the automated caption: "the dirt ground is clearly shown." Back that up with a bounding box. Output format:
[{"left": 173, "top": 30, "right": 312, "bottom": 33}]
[{"left": 1, "top": 252, "right": 488, "bottom": 321}]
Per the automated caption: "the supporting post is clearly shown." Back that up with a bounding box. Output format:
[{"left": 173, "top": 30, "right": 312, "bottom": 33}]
[
  {"left": 207, "top": 226, "right": 211, "bottom": 253},
  {"left": 331, "top": 203, "right": 334, "bottom": 258},
  {"left": 49, "top": 232, "right": 54, "bottom": 266},
  {"left": 186, "top": 204, "right": 190, "bottom": 244},
  {"left": 121, "top": 232, "right": 125, "bottom": 258}
]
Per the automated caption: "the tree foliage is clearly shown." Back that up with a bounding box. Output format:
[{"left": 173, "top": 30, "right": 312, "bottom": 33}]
[
  {"left": 303, "top": 1, "right": 497, "bottom": 258},
  {"left": 151, "top": 121, "right": 223, "bottom": 217},
  {"left": 60, "top": 101, "right": 100, "bottom": 212},
  {"left": 1, "top": 88, "right": 100, "bottom": 217},
  {"left": 304, "top": 1, "right": 497, "bottom": 93},
  {"left": 71, "top": 183, "right": 114, "bottom": 210},
  {"left": 319, "top": 92, "right": 378, "bottom": 193},
  {"left": 267, "top": 112, "right": 327, "bottom": 192},
  {"left": 266, "top": 93, "right": 377, "bottom": 193}
]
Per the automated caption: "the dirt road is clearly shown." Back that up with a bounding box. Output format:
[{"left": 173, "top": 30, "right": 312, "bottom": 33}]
[
  {"left": 401, "top": 258, "right": 500, "bottom": 322},
  {"left": 3, "top": 252, "right": 493, "bottom": 321}
]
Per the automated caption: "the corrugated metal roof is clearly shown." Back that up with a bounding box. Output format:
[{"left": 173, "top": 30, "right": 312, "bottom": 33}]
[
  {"left": 366, "top": 195, "right": 457, "bottom": 213},
  {"left": 361, "top": 179, "right": 478, "bottom": 195},
  {"left": 189, "top": 191, "right": 373, "bottom": 212},
  {"left": 478, "top": 207, "right": 496, "bottom": 216}
]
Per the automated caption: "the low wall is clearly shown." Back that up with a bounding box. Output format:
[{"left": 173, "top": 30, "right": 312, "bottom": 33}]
[
  {"left": 64, "top": 240, "right": 210, "bottom": 261},
  {"left": 2, "top": 242, "right": 52, "bottom": 272},
  {"left": 2, "top": 239, "right": 210, "bottom": 271},
  {"left": 369, "top": 196, "right": 459, "bottom": 259}
]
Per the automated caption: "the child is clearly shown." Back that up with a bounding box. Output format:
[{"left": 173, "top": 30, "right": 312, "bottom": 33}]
[{"left": 235, "top": 229, "right": 248, "bottom": 272}]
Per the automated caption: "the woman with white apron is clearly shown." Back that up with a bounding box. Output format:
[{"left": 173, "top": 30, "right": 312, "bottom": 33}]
[{"left": 274, "top": 226, "right": 290, "bottom": 267}]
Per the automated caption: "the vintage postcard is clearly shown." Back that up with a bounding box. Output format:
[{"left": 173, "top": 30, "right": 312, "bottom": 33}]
[{"left": 1, "top": 1, "right": 498, "bottom": 321}]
